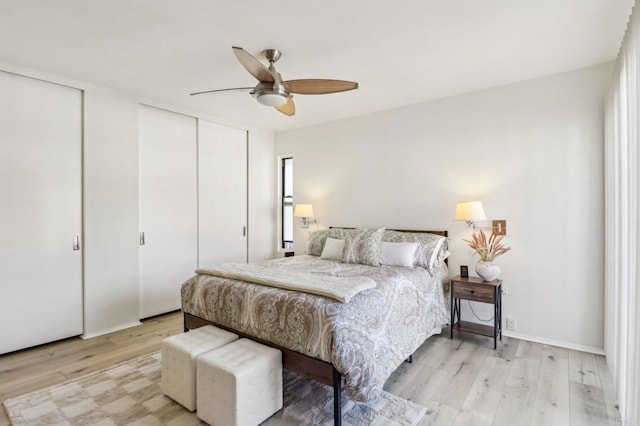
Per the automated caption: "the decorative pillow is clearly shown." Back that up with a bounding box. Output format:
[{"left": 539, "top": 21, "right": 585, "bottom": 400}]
[
  {"left": 305, "top": 228, "right": 349, "bottom": 256},
  {"left": 327, "top": 227, "right": 348, "bottom": 240},
  {"left": 436, "top": 249, "right": 451, "bottom": 266},
  {"left": 382, "top": 230, "right": 447, "bottom": 273},
  {"left": 429, "top": 238, "right": 448, "bottom": 270},
  {"left": 320, "top": 237, "right": 345, "bottom": 261},
  {"left": 342, "top": 227, "right": 385, "bottom": 266},
  {"left": 380, "top": 241, "right": 419, "bottom": 267},
  {"left": 305, "top": 229, "right": 330, "bottom": 256}
]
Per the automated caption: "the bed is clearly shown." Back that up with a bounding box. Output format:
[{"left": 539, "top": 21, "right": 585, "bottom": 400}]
[{"left": 181, "top": 227, "right": 450, "bottom": 425}]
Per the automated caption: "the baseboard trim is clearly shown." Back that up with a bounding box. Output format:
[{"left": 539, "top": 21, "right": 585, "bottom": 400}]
[
  {"left": 502, "top": 331, "right": 605, "bottom": 355},
  {"left": 81, "top": 321, "right": 143, "bottom": 340}
]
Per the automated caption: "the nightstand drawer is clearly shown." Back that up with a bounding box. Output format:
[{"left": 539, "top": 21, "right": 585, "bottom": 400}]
[{"left": 452, "top": 282, "right": 495, "bottom": 303}]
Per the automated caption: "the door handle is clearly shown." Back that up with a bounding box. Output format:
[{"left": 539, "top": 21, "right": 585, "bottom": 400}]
[
  {"left": 242, "top": 226, "right": 246, "bottom": 237},
  {"left": 140, "top": 232, "right": 145, "bottom": 246},
  {"left": 73, "top": 235, "right": 80, "bottom": 251}
]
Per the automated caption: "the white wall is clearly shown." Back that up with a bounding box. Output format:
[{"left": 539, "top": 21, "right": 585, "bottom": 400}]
[
  {"left": 276, "top": 63, "right": 612, "bottom": 353},
  {"left": 0, "top": 61, "right": 276, "bottom": 338}
]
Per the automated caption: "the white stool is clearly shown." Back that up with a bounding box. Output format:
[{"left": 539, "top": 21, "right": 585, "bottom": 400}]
[
  {"left": 196, "top": 338, "right": 283, "bottom": 426},
  {"left": 161, "top": 325, "right": 239, "bottom": 411}
]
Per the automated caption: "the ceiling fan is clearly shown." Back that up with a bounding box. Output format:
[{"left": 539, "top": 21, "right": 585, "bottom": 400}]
[{"left": 190, "top": 47, "right": 359, "bottom": 116}]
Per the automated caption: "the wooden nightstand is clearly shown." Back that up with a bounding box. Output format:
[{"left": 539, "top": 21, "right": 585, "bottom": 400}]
[{"left": 450, "top": 275, "right": 502, "bottom": 349}]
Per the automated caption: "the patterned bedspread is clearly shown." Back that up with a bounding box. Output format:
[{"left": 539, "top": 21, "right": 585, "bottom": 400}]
[{"left": 181, "top": 255, "right": 449, "bottom": 402}]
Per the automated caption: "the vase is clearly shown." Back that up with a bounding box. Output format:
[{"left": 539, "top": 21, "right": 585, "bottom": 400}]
[{"left": 475, "top": 260, "right": 501, "bottom": 282}]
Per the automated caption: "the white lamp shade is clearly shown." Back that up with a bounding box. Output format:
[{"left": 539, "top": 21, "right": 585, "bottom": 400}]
[
  {"left": 293, "top": 204, "right": 314, "bottom": 218},
  {"left": 454, "top": 201, "right": 486, "bottom": 221}
]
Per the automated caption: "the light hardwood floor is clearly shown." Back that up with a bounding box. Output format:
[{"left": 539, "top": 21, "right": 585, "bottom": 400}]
[
  {"left": 0, "top": 312, "right": 183, "bottom": 426},
  {"left": 0, "top": 311, "right": 620, "bottom": 426},
  {"left": 385, "top": 332, "right": 621, "bottom": 425}
]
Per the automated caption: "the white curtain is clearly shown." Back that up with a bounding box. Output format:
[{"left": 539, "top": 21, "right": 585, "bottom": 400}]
[{"left": 605, "top": 2, "right": 640, "bottom": 425}]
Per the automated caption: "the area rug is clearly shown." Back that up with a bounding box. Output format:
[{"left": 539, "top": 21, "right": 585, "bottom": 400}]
[{"left": 3, "top": 352, "right": 426, "bottom": 426}]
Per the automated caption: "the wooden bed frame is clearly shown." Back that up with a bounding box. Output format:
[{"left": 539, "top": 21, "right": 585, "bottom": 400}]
[{"left": 183, "top": 228, "right": 448, "bottom": 426}]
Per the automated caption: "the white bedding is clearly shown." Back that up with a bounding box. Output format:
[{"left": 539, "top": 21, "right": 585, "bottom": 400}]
[{"left": 196, "top": 262, "right": 376, "bottom": 303}]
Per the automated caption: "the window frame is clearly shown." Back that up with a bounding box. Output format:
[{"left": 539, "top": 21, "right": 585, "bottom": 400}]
[{"left": 280, "top": 156, "right": 293, "bottom": 250}]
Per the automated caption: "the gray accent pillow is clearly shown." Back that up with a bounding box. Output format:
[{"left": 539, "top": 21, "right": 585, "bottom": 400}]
[
  {"left": 305, "top": 229, "right": 330, "bottom": 256},
  {"left": 342, "top": 227, "right": 385, "bottom": 266}
]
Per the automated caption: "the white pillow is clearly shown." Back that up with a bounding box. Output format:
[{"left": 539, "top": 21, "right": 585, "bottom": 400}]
[
  {"left": 429, "top": 237, "right": 448, "bottom": 271},
  {"left": 321, "top": 237, "right": 345, "bottom": 261},
  {"left": 380, "top": 241, "right": 419, "bottom": 267}
]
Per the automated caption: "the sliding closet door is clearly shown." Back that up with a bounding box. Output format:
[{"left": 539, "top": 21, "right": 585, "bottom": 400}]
[
  {"left": 139, "top": 106, "right": 197, "bottom": 319},
  {"left": 198, "top": 119, "right": 247, "bottom": 266},
  {"left": 0, "top": 71, "right": 82, "bottom": 354}
]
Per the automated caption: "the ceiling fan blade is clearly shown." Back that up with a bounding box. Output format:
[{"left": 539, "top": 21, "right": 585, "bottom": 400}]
[
  {"left": 283, "top": 79, "right": 358, "bottom": 95},
  {"left": 232, "top": 46, "right": 274, "bottom": 83},
  {"left": 190, "top": 87, "right": 253, "bottom": 96},
  {"left": 275, "top": 97, "right": 295, "bottom": 116}
]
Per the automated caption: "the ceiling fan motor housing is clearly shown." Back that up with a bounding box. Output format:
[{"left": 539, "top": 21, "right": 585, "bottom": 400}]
[{"left": 252, "top": 82, "right": 289, "bottom": 106}]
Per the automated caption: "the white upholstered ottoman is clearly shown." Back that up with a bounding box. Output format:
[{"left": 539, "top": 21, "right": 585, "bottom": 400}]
[
  {"left": 196, "top": 338, "right": 283, "bottom": 426},
  {"left": 161, "top": 325, "right": 239, "bottom": 411}
]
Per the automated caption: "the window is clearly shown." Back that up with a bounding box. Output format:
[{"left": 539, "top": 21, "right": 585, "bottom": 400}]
[{"left": 281, "top": 157, "right": 293, "bottom": 249}]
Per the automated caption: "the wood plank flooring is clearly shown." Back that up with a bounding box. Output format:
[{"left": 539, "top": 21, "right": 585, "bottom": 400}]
[
  {"left": 0, "top": 311, "right": 183, "bottom": 426},
  {"left": 386, "top": 333, "right": 621, "bottom": 426},
  {"left": 0, "top": 311, "right": 620, "bottom": 425}
]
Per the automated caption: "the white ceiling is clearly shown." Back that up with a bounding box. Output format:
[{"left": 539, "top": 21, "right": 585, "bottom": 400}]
[{"left": 0, "top": 1, "right": 633, "bottom": 131}]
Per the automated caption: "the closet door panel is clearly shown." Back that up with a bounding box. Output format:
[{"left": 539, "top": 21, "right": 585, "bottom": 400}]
[
  {"left": 198, "top": 120, "right": 247, "bottom": 266},
  {"left": 139, "top": 106, "right": 197, "bottom": 318},
  {"left": 0, "top": 71, "right": 82, "bottom": 354}
]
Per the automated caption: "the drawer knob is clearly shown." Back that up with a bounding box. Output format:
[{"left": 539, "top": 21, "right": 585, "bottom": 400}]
[{"left": 470, "top": 290, "right": 475, "bottom": 294}]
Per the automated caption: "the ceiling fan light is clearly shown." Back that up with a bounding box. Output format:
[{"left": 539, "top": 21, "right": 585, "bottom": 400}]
[{"left": 257, "top": 93, "right": 288, "bottom": 107}]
